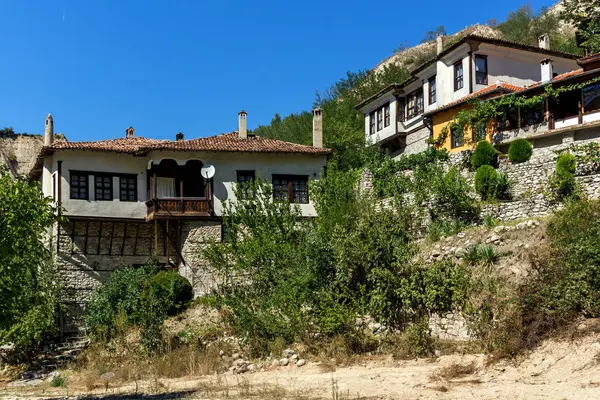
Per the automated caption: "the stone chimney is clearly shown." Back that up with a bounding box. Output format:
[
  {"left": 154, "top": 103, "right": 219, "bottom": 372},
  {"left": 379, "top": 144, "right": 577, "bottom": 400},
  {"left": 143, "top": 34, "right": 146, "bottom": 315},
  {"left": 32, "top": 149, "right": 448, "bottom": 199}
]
[
  {"left": 238, "top": 110, "right": 247, "bottom": 139},
  {"left": 44, "top": 114, "right": 54, "bottom": 146},
  {"left": 312, "top": 108, "right": 323, "bottom": 148},
  {"left": 176, "top": 132, "right": 184, "bottom": 141},
  {"left": 539, "top": 33, "right": 550, "bottom": 50},
  {"left": 436, "top": 34, "right": 444, "bottom": 55},
  {"left": 126, "top": 126, "right": 135, "bottom": 138},
  {"left": 541, "top": 58, "right": 554, "bottom": 83}
]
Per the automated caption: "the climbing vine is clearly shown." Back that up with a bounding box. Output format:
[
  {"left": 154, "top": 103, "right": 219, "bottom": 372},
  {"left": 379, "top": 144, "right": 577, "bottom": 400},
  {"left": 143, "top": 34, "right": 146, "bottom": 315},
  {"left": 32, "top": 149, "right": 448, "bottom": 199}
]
[{"left": 429, "top": 76, "right": 600, "bottom": 148}]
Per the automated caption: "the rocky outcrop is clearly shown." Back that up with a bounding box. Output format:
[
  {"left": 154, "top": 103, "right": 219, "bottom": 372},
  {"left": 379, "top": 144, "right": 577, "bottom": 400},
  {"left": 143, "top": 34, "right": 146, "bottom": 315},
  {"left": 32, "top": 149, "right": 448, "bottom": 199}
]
[{"left": 0, "top": 132, "right": 44, "bottom": 178}]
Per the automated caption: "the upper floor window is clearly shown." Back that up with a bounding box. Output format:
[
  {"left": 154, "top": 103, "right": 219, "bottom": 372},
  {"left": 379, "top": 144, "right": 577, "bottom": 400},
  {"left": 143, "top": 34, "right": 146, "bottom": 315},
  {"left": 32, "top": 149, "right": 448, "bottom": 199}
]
[
  {"left": 119, "top": 175, "right": 137, "bottom": 202},
  {"left": 475, "top": 55, "right": 488, "bottom": 85},
  {"left": 376, "top": 109, "right": 383, "bottom": 131},
  {"left": 454, "top": 60, "right": 464, "bottom": 91},
  {"left": 95, "top": 174, "right": 113, "bottom": 201},
  {"left": 70, "top": 172, "right": 88, "bottom": 200},
  {"left": 451, "top": 126, "right": 464, "bottom": 148},
  {"left": 397, "top": 98, "right": 406, "bottom": 122},
  {"left": 384, "top": 103, "right": 390, "bottom": 127},
  {"left": 406, "top": 89, "right": 424, "bottom": 119},
  {"left": 273, "top": 175, "right": 308, "bottom": 204},
  {"left": 236, "top": 170, "right": 256, "bottom": 196},
  {"left": 428, "top": 76, "right": 437, "bottom": 105},
  {"left": 369, "top": 112, "right": 376, "bottom": 135}
]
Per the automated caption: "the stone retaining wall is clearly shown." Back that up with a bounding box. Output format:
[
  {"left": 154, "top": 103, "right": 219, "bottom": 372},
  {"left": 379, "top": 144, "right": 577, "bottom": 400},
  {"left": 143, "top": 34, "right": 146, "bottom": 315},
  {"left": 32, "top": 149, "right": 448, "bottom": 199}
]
[{"left": 428, "top": 312, "right": 470, "bottom": 341}]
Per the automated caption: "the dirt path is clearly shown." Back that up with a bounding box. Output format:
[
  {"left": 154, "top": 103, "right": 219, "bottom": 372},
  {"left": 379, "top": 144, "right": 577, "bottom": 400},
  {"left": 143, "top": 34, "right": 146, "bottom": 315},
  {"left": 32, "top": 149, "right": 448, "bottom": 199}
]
[{"left": 3, "top": 331, "right": 600, "bottom": 399}]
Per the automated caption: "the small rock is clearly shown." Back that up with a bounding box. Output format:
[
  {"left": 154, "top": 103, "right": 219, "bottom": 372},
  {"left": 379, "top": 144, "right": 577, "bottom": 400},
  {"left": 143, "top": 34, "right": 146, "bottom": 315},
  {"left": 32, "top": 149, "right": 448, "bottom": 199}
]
[
  {"left": 46, "top": 371, "right": 60, "bottom": 381},
  {"left": 247, "top": 363, "right": 256, "bottom": 372},
  {"left": 457, "top": 232, "right": 465, "bottom": 238},
  {"left": 434, "top": 350, "right": 442, "bottom": 357},
  {"left": 271, "top": 359, "right": 280, "bottom": 367},
  {"left": 232, "top": 353, "right": 241, "bottom": 360},
  {"left": 219, "top": 350, "right": 225, "bottom": 357},
  {"left": 290, "top": 354, "right": 299, "bottom": 362},
  {"left": 493, "top": 226, "right": 505, "bottom": 234},
  {"left": 516, "top": 222, "right": 526, "bottom": 230},
  {"left": 487, "top": 234, "right": 501, "bottom": 243},
  {"left": 527, "top": 220, "right": 535, "bottom": 228},
  {"left": 279, "top": 358, "right": 289, "bottom": 366},
  {"left": 296, "top": 359, "right": 307, "bottom": 367},
  {"left": 282, "top": 349, "right": 295, "bottom": 358},
  {"left": 234, "top": 359, "right": 246, "bottom": 367}
]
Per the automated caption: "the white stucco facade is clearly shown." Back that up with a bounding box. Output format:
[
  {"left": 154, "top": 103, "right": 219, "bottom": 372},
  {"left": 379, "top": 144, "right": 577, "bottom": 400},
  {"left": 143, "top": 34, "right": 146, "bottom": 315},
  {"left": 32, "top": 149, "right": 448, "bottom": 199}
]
[
  {"left": 42, "top": 149, "right": 328, "bottom": 220},
  {"left": 358, "top": 36, "right": 580, "bottom": 156}
]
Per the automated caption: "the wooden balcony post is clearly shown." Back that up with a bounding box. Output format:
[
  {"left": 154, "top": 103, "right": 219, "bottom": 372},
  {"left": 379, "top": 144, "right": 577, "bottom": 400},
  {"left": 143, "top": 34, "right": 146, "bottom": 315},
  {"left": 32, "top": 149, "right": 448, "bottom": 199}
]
[
  {"left": 578, "top": 101, "right": 583, "bottom": 124},
  {"left": 180, "top": 181, "right": 184, "bottom": 213}
]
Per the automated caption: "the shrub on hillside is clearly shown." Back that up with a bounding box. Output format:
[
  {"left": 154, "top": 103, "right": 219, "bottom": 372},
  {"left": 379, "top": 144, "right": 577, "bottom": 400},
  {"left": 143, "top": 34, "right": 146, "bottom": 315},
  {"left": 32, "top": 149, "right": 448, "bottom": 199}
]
[
  {"left": 474, "top": 165, "right": 498, "bottom": 200},
  {"left": 471, "top": 141, "right": 498, "bottom": 169},
  {"left": 549, "top": 153, "right": 578, "bottom": 200},
  {"left": 495, "top": 171, "right": 511, "bottom": 200},
  {"left": 508, "top": 139, "right": 533, "bottom": 163},
  {"left": 143, "top": 270, "right": 193, "bottom": 316}
]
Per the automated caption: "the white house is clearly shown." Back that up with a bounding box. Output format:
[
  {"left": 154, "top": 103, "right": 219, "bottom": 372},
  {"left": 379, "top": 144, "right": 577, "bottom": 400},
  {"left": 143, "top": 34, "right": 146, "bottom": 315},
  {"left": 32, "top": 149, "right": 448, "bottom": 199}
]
[
  {"left": 356, "top": 34, "right": 580, "bottom": 158},
  {"left": 32, "top": 110, "right": 329, "bottom": 332}
]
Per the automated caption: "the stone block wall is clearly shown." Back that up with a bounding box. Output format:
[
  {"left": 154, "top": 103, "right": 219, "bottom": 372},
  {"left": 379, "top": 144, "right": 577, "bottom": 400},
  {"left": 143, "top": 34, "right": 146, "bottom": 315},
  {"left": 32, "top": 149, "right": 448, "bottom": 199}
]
[
  {"left": 179, "top": 220, "right": 222, "bottom": 296},
  {"left": 428, "top": 312, "right": 470, "bottom": 341}
]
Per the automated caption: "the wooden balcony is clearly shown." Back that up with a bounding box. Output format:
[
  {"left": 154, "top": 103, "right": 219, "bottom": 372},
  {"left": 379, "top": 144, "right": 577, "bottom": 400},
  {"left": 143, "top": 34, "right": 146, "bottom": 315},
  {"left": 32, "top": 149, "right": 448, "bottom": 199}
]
[{"left": 146, "top": 197, "right": 213, "bottom": 220}]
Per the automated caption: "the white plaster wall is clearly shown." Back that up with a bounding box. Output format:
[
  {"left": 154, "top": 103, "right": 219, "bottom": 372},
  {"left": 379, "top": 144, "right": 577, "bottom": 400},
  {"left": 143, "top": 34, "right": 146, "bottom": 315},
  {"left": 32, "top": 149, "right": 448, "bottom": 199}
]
[
  {"left": 583, "top": 111, "right": 600, "bottom": 124},
  {"left": 150, "top": 150, "right": 327, "bottom": 217},
  {"left": 51, "top": 151, "right": 148, "bottom": 219},
  {"left": 475, "top": 44, "right": 579, "bottom": 92},
  {"left": 45, "top": 149, "right": 327, "bottom": 219},
  {"left": 363, "top": 93, "right": 397, "bottom": 145}
]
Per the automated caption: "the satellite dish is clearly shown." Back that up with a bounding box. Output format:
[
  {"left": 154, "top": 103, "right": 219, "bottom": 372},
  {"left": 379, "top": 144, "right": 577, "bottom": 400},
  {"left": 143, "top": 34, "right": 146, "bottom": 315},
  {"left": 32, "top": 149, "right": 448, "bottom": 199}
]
[{"left": 201, "top": 164, "right": 215, "bottom": 179}]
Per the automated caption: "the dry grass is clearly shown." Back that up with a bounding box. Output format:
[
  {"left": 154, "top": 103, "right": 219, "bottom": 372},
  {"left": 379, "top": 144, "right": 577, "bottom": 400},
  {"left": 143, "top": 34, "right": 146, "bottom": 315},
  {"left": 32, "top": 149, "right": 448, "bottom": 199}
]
[{"left": 435, "top": 361, "right": 477, "bottom": 380}]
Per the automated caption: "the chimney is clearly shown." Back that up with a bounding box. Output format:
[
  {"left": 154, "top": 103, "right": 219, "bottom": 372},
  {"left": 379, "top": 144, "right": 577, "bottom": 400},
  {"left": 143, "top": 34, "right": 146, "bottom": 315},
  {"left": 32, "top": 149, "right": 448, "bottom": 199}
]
[
  {"left": 541, "top": 58, "right": 554, "bottom": 83},
  {"left": 238, "top": 110, "right": 247, "bottom": 139},
  {"left": 126, "top": 126, "right": 135, "bottom": 138},
  {"left": 538, "top": 33, "right": 550, "bottom": 50},
  {"left": 312, "top": 108, "right": 323, "bottom": 148},
  {"left": 176, "top": 132, "right": 184, "bottom": 141},
  {"left": 44, "top": 114, "right": 54, "bottom": 146},
  {"left": 436, "top": 34, "right": 444, "bottom": 55}
]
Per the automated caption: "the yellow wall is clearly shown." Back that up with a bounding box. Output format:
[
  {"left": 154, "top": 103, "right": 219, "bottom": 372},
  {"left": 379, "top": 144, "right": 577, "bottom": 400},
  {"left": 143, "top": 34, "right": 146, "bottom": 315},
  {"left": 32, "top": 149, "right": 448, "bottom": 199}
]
[{"left": 432, "top": 105, "right": 494, "bottom": 153}]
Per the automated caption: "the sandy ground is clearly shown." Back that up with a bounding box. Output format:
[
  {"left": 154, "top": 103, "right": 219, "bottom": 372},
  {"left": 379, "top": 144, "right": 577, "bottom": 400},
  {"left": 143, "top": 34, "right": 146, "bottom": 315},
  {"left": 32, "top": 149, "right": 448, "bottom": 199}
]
[{"left": 3, "top": 328, "right": 600, "bottom": 400}]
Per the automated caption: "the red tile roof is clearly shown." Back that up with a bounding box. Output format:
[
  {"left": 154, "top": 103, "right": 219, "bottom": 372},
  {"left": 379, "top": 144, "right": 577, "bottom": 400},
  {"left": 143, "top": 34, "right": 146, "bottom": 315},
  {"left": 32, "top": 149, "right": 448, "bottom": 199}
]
[
  {"left": 45, "top": 132, "right": 331, "bottom": 155},
  {"left": 527, "top": 68, "right": 585, "bottom": 88},
  {"left": 425, "top": 82, "right": 524, "bottom": 115}
]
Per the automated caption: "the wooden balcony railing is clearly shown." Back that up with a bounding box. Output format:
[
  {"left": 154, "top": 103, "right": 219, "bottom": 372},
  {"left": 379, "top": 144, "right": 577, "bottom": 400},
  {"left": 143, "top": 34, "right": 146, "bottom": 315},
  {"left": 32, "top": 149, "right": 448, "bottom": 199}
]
[{"left": 146, "top": 197, "right": 212, "bottom": 220}]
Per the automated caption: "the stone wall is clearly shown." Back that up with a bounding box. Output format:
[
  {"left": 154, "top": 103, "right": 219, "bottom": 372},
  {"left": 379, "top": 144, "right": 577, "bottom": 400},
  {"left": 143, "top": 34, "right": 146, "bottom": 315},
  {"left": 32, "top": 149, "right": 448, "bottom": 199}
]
[
  {"left": 55, "top": 218, "right": 221, "bottom": 333},
  {"left": 402, "top": 126, "right": 430, "bottom": 156},
  {"left": 428, "top": 312, "right": 470, "bottom": 341}
]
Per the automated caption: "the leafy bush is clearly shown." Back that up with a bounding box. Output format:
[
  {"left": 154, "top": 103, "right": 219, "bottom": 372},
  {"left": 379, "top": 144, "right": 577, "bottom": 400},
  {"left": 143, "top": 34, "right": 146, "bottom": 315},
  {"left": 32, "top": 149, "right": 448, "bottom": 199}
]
[
  {"left": 508, "top": 139, "right": 533, "bottom": 163},
  {"left": 85, "top": 265, "right": 157, "bottom": 340},
  {"left": 471, "top": 141, "right": 498, "bottom": 169},
  {"left": 0, "top": 169, "right": 60, "bottom": 350},
  {"left": 405, "top": 318, "right": 435, "bottom": 357},
  {"left": 495, "top": 171, "right": 511, "bottom": 200},
  {"left": 50, "top": 375, "right": 67, "bottom": 387},
  {"left": 143, "top": 271, "right": 193, "bottom": 316},
  {"left": 550, "top": 153, "right": 578, "bottom": 200},
  {"left": 474, "top": 165, "right": 498, "bottom": 200}
]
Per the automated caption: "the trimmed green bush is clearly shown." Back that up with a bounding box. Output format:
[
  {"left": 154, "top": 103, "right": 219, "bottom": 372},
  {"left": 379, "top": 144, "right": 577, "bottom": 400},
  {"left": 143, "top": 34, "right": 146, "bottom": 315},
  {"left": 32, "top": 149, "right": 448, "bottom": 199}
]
[
  {"left": 556, "top": 153, "right": 576, "bottom": 176},
  {"left": 550, "top": 153, "right": 577, "bottom": 200},
  {"left": 471, "top": 141, "right": 498, "bottom": 169},
  {"left": 474, "top": 165, "right": 498, "bottom": 200},
  {"left": 143, "top": 270, "right": 193, "bottom": 316},
  {"left": 508, "top": 139, "right": 533, "bottom": 163}
]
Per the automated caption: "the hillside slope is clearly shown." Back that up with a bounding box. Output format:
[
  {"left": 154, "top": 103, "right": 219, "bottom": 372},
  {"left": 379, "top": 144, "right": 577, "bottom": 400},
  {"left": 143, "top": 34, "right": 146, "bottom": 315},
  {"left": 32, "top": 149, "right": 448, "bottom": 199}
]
[{"left": 0, "top": 131, "right": 44, "bottom": 178}]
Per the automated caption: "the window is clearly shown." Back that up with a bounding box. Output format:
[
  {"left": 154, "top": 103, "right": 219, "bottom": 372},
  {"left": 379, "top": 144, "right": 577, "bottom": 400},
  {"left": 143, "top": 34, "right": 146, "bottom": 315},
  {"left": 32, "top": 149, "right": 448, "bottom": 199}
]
[
  {"left": 237, "top": 170, "right": 255, "bottom": 186},
  {"left": 472, "top": 122, "right": 486, "bottom": 143},
  {"left": 428, "top": 76, "right": 437, "bottom": 105},
  {"left": 376, "top": 109, "right": 383, "bottom": 131},
  {"left": 369, "top": 112, "right": 376, "bottom": 135},
  {"left": 119, "top": 175, "right": 137, "bottom": 202},
  {"left": 70, "top": 172, "right": 88, "bottom": 200},
  {"left": 272, "top": 175, "right": 309, "bottom": 204},
  {"left": 451, "top": 126, "right": 464, "bottom": 148},
  {"left": 454, "top": 60, "right": 464, "bottom": 91},
  {"left": 583, "top": 82, "right": 600, "bottom": 112},
  {"left": 95, "top": 174, "right": 113, "bottom": 201},
  {"left": 384, "top": 103, "right": 390, "bottom": 127},
  {"left": 497, "top": 105, "right": 519, "bottom": 131},
  {"left": 406, "top": 89, "right": 424, "bottom": 119},
  {"left": 475, "top": 55, "right": 488, "bottom": 85},
  {"left": 397, "top": 98, "right": 406, "bottom": 122}
]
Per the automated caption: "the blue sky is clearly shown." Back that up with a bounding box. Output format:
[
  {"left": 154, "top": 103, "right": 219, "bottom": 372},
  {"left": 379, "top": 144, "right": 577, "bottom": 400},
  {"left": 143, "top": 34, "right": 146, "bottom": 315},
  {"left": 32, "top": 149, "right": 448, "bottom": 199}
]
[{"left": 0, "top": 0, "right": 552, "bottom": 141}]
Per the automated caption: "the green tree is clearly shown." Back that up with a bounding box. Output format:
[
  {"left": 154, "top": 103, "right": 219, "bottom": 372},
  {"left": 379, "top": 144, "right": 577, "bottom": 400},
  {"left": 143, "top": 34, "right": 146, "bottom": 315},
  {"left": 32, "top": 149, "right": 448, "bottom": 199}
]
[
  {"left": 561, "top": 0, "right": 600, "bottom": 54},
  {"left": 0, "top": 168, "right": 60, "bottom": 349}
]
